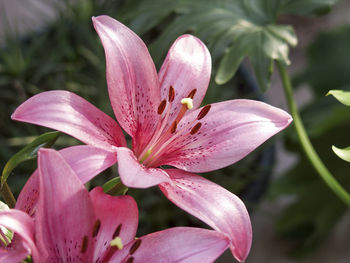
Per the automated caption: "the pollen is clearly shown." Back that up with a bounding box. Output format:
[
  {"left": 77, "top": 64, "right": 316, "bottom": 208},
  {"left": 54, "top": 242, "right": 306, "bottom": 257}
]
[
  {"left": 181, "top": 98, "right": 193, "bottom": 110},
  {"left": 197, "top": 105, "right": 211, "bottom": 120},
  {"left": 110, "top": 236, "right": 123, "bottom": 250}
]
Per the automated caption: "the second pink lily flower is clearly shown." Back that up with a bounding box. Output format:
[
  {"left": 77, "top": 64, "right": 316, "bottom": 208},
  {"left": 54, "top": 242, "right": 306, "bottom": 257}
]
[{"left": 12, "top": 15, "right": 292, "bottom": 262}]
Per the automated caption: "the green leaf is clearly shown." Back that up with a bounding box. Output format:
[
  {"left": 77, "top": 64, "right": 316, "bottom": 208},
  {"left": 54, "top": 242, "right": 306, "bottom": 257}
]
[
  {"left": 332, "top": 146, "right": 350, "bottom": 162},
  {"left": 102, "top": 177, "right": 128, "bottom": 195},
  {"left": 1, "top": 132, "right": 60, "bottom": 186},
  {"left": 327, "top": 89, "right": 350, "bottom": 106},
  {"left": 125, "top": 0, "right": 337, "bottom": 89}
]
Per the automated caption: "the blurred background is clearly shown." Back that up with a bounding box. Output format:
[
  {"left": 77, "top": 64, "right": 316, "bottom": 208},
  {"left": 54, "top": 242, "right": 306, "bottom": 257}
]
[{"left": 1, "top": 0, "right": 350, "bottom": 262}]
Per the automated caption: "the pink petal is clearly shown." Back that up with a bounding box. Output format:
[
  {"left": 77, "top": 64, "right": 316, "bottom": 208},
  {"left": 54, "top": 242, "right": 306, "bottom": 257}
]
[
  {"left": 34, "top": 148, "right": 95, "bottom": 262},
  {"left": 162, "top": 100, "right": 292, "bottom": 172},
  {"left": 92, "top": 15, "right": 160, "bottom": 154},
  {"left": 11, "top": 90, "right": 126, "bottom": 151},
  {"left": 89, "top": 187, "right": 138, "bottom": 262},
  {"left": 159, "top": 34, "right": 211, "bottom": 128},
  {"left": 111, "top": 227, "right": 229, "bottom": 263},
  {"left": 0, "top": 210, "right": 38, "bottom": 263},
  {"left": 159, "top": 169, "right": 252, "bottom": 262},
  {"left": 116, "top": 147, "right": 171, "bottom": 188},
  {"left": 59, "top": 145, "right": 117, "bottom": 184},
  {"left": 16, "top": 145, "right": 116, "bottom": 216}
]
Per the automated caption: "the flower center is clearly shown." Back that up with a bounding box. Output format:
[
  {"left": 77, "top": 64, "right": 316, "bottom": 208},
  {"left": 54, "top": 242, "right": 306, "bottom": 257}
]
[{"left": 137, "top": 87, "right": 211, "bottom": 167}]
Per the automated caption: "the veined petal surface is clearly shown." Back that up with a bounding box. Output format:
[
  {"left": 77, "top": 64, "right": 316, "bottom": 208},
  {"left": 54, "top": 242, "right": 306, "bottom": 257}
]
[
  {"left": 34, "top": 149, "right": 95, "bottom": 262},
  {"left": 93, "top": 15, "right": 160, "bottom": 153},
  {"left": 11, "top": 90, "right": 126, "bottom": 150},
  {"left": 16, "top": 145, "right": 116, "bottom": 216},
  {"left": 163, "top": 100, "right": 292, "bottom": 172},
  {"left": 159, "top": 169, "right": 252, "bottom": 262},
  {"left": 111, "top": 227, "right": 229, "bottom": 263},
  {"left": 158, "top": 34, "right": 211, "bottom": 129}
]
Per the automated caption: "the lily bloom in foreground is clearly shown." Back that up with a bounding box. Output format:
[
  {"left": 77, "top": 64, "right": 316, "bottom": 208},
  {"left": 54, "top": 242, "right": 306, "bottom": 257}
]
[
  {"left": 0, "top": 149, "right": 230, "bottom": 263},
  {"left": 12, "top": 15, "right": 292, "bottom": 261}
]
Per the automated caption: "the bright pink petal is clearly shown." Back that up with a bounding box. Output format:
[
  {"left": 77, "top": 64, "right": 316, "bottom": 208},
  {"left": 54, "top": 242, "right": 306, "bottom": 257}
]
[
  {"left": 0, "top": 210, "right": 38, "bottom": 263},
  {"left": 16, "top": 145, "right": 116, "bottom": 216},
  {"left": 116, "top": 147, "right": 171, "bottom": 188},
  {"left": 111, "top": 227, "right": 229, "bottom": 263},
  {"left": 89, "top": 187, "right": 138, "bottom": 262},
  {"left": 59, "top": 145, "right": 117, "bottom": 184},
  {"left": 159, "top": 169, "right": 252, "bottom": 262},
  {"left": 93, "top": 15, "right": 160, "bottom": 153},
  {"left": 159, "top": 34, "right": 211, "bottom": 127},
  {"left": 162, "top": 100, "right": 292, "bottom": 172},
  {"left": 34, "top": 148, "right": 95, "bottom": 262},
  {"left": 11, "top": 90, "right": 126, "bottom": 150}
]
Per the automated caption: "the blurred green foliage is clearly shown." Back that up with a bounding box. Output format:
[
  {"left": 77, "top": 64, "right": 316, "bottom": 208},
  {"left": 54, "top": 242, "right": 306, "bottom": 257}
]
[{"left": 270, "top": 25, "right": 350, "bottom": 257}]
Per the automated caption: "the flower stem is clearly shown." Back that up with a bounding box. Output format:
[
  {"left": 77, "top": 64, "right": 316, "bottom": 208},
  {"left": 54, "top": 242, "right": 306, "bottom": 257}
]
[
  {"left": 277, "top": 61, "right": 350, "bottom": 206},
  {"left": 0, "top": 182, "right": 16, "bottom": 208}
]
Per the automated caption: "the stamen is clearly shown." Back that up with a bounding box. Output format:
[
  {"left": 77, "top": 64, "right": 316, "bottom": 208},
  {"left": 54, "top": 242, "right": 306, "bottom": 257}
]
[
  {"left": 190, "top": 122, "right": 202, "bottom": 135},
  {"left": 181, "top": 98, "right": 193, "bottom": 110},
  {"left": 110, "top": 236, "right": 123, "bottom": 250},
  {"left": 168, "top": 86, "right": 175, "bottom": 102},
  {"left": 187, "top": 89, "right": 197, "bottom": 99},
  {"left": 81, "top": 235, "right": 88, "bottom": 253},
  {"left": 113, "top": 224, "right": 122, "bottom": 238},
  {"left": 92, "top": 219, "right": 101, "bottom": 237},
  {"left": 126, "top": 257, "right": 134, "bottom": 263},
  {"left": 171, "top": 121, "right": 178, "bottom": 134},
  {"left": 129, "top": 239, "right": 142, "bottom": 255},
  {"left": 197, "top": 105, "right": 211, "bottom": 120},
  {"left": 157, "top": 100, "right": 167, "bottom": 115}
]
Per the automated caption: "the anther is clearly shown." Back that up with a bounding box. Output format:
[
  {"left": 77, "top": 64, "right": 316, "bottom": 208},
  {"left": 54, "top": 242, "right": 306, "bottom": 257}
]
[
  {"left": 168, "top": 86, "right": 175, "bottom": 102},
  {"left": 129, "top": 239, "right": 142, "bottom": 255},
  {"left": 187, "top": 89, "right": 197, "bottom": 99},
  {"left": 181, "top": 98, "right": 193, "bottom": 110},
  {"left": 197, "top": 105, "right": 211, "bottom": 120},
  {"left": 126, "top": 257, "right": 134, "bottom": 263},
  {"left": 190, "top": 122, "right": 202, "bottom": 135},
  {"left": 157, "top": 100, "right": 167, "bottom": 115},
  {"left": 110, "top": 236, "right": 123, "bottom": 250},
  {"left": 113, "top": 224, "right": 122, "bottom": 238},
  {"left": 171, "top": 121, "right": 178, "bottom": 133},
  {"left": 92, "top": 219, "right": 101, "bottom": 237},
  {"left": 80, "top": 236, "right": 88, "bottom": 253}
]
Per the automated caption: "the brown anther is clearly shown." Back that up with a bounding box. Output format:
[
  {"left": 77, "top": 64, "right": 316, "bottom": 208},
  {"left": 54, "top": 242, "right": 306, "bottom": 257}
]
[
  {"left": 170, "top": 120, "right": 178, "bottom": 134},
  {"left": 92, "top": 219, "right": 101, "bottom": 237},
  {"left": 129, "top": 239, "right": 142, "bottom": 255},
  {"left": 187, "top": 89, "right": 197, "bottom": 99},
  {"left": 157, "top": 100, "right": 167, "bottom": 115},
  {"left": 126, "top": 257, "right": 135, "bottom": 263},
  {"left": 113, "top": 224, "right": 122, "bottom": 238},
  {"left": 80, "top": 236, "right": 88, "bottom": 253},
  {"left": 190, "top": 122, "right": 202, "bottom": 135},
  {"left": 168, "top": 86, "right": 175, "bottom": 102},
  {"left": 197, "top": 104, "right": 211, "bottom": 120}
]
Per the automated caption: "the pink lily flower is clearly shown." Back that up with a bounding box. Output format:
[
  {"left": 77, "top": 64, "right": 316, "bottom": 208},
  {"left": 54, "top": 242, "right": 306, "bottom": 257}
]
[
  {"left": 11, "top": 15, "right": 292, "bottom": 261},
  {"left": 0, "top": 148, "right": 230, "bottom": 263}
]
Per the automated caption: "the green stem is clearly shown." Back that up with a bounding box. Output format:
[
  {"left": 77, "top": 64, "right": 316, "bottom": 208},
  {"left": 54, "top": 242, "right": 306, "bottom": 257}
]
[
  {"left": 0, "top": 182, "right": 16, "bottom": 208},
  {"left": 277, "top": 61, "right": 350, "bottom": 206}
]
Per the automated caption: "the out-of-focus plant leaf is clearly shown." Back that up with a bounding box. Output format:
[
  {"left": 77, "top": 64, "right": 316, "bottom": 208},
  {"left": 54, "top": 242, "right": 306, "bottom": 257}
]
[
  {"left": 123, "top": 0, "right": 340, "bottom": 90},
  {"left": 327, "top": 89, "right": 350, "bottom": 106},
  {"left": 270, "top": 25, "right": 350, "bottom": 257},
  {"left": 102, "top": 177, "right": 128, "bottom": 195},
  {"left": 1, "top": 132, "right": 60, "bottom": 186},
  {"left": 294, "top": 26, "right": 350, "bottom": 96},
  {"left": 332, "top": 146, "right": 350, "bottom": 163}
]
